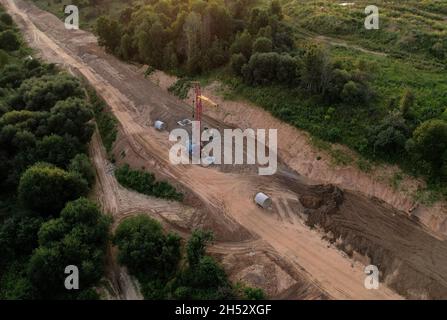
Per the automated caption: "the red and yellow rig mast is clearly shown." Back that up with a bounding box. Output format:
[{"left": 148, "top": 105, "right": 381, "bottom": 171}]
[{"left": 192, "top": 81, "right": 218, "bottom": 137}]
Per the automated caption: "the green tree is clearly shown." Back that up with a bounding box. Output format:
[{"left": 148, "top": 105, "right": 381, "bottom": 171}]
[
  {"left": 208, "top": 38, "right": 227, "bottom": 68},
  {"left": 301, "top": 44, "right": 332, "bottom": 94},
  {"left": 119, "top": 33, "right": 134, "bottom": 60},
  {"left": 113, "top": 215, "right": 181, "bottom": 279},
  {"left": 242, "top": 52, "right": 280, "bottom": 85},
  {"left": 0, "top": 30, "right": 20, "bottom": 52},
  {"left": 184, "top": 11, "right": 202, "bottom": 73},
  {"left": 408, "top": 119, "right": 447, "bottom": 174},
  {"left": 230, "top": 30, "right": 252, "bottom": 59},
  {"left": 190, "top": 0, "right": 207, "bottom": 14},
  {"left": 27, "top": 198, "right": 110, "bottom": 299},
  {"left": 230, "top": 0, "right": 250, "bottom": 20},
  {"left": 431, "top": 42, "right": 445, "bottom": 60},
  {"left": 243, "top": 287, "right": 266, "bottom": 300},
  {"left": 0, "top": 110, "right": 45, "bottom": 132},
  {"left": 163, "top": 41, "right": 179, "bottom": 70},
  {"left": 18, "top": 163, "right": 89, "bottom": 216},
  {"left": 47, "top": 97, "right": 94, "bottom": 143},
  {"left": 205, "top": 1, "right": 233, "bottom": 41},
  {"left": 269, "top": 0, "right": 283, "bottom": 20},
  {"left": 0, "top": 262, "right": 36, "bottom": 300},
  {"left": 119, "top": 7, "right": 133, "bottom": 25},
  {"left": 36, "top": 134, "right": 82, "bottom": 168},
  {"left": 148, "top": 21, "right": 168, "bottom": 67},
  {"left": 341, "top": 80, "right": 365, "bottom": 104},
  {"left": 69, "top": 153, "right": 95, "bottom": 187},
  {"left": 369, "top": 111, "right": 410, "bottom": 157},
  {"left": 186, "top": 229, "right": 213, "bottom": 266},
  {"left": 230, "top": 53, "right": 246, "bottom": 75},
  {"left": 400, "top": 89, "right": 415, "bottom": 119},
  {"left": 18, "top": 74, "right": 84, "bottom": 111},
  {"left": 248, "top": 8, "right": 269, "bottom": 35},
  {"left": 253, "top": 37, "right": 273, "bottom": 53},
  {"left": 140, "top": 279, "right": 169, "bottom": 300},
  {"left": 13, "top": 130, "right": 37, "bottom": 151},
  {"left": 0, "top": 64, "right": 25, "bottom": 88},
  {"left": 186, "top": 255, "right": 228, "bottom": 289},
  {"left": 0, "top": 12, "right": 13, "bottom": 26},
  {"left": 326, "top": 68, "right": 350, "bottom": 101},
  {"left": 0, "top": 49, "right": 8, "bottom": 68},
  {"left": 0, "top": 215, "right": 43, "bottom": 269},
  {"left": 276, "top": 54, "right": 299, "bottom": 84},
  {"left": 173, "top": 230, "right": 235, "bottom": 300},
  {"left": 26, "top": 246, "right": 61, "bottom": 297},
  {"left": 96, "top": 16, "right": 121, "bottom": 53}
]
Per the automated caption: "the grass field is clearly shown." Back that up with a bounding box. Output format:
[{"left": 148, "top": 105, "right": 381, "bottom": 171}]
[{"left": 285, "top": 0, "right": 447, "bottom": 65}]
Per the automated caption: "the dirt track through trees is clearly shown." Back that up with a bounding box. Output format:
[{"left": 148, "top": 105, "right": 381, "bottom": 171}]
[{"left": 5, "top": 0, "right": 447, "bottom": 299}]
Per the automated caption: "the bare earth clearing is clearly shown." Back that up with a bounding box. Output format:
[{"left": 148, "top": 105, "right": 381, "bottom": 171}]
[{"left": 5, "top": 0, "right": 447, "bottom": 299}]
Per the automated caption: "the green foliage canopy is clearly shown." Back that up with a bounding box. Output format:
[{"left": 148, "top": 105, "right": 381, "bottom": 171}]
[{"left": 18, "top": 163, "right": 89, "bottom": 216}]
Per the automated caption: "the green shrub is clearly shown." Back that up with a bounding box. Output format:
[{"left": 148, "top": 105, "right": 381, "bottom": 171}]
[
  {"left": 243, "top": 287, "right": 266, "bottom": 300},
  {"left": 115, "top": 164, "right": 183, "bottom": 201},
  {"left": 186, "top": 229, "right": 213, "bottom": 266},
  {"left": 168, "top": 78, "right": 193, "bottom": 99}
]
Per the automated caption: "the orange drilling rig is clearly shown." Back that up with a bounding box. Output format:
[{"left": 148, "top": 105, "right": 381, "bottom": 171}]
[{"left": 192, "top": 81, "right": 218, "bottom": 140}]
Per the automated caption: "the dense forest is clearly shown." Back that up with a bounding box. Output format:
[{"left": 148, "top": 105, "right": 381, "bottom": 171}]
[
  {"left": 0, "top": 5, "right": 109, "bottom": 299},
  {"left": 95, "top": 0, "right": 372, "bottom": 104},
  {"left": 86, "top": 0, "right": 447, "bottom": 199}
]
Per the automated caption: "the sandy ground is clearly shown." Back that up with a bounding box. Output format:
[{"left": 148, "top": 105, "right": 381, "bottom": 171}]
[
  {"left": 5, "top": 0, "right": 447, "bottom": 299},
  {"left": 91, "top": 128, "right": 327, "bottom": 299}
]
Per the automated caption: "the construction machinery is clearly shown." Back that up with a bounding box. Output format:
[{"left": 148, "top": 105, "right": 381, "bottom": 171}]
[{"left": 192, "top": 81, "right": 218, "bottom": 137}]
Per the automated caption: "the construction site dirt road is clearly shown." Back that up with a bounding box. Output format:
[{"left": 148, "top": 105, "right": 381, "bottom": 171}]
[{"left": 4, "top": 0, "right": 447, "bottom": 300}]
